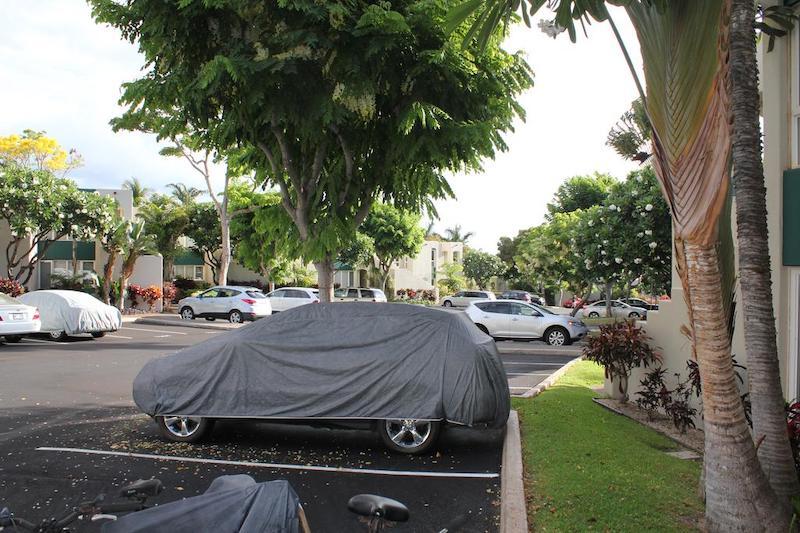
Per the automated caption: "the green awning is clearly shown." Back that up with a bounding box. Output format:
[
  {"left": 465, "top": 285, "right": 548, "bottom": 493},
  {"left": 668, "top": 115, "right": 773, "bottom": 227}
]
[
  {"left": 175, "top": 251, "right": 205, "bottom": 265},
  {"left": 334, "top": 261, "right": 353, "bottom": 271},
  {"left": 784, "top": 169, "right": 800, "bottom": 266},
  {"left": 38, "top": 241, "right": 95, "bottom": 261}
]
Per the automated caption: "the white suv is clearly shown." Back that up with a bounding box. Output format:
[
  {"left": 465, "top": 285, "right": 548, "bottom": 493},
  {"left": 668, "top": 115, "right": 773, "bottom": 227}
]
[
  {"left": 334, "top": 287, "right": 388, "bottom": 302},
  {"left": 441, "top": 290, "right": 496, "bottom": 308},
  {"left": 266, "top": 287, "right": 319, "bottom": 312},
  {"left": 178, "top": 286, "right": 271, "bottom": 323}
]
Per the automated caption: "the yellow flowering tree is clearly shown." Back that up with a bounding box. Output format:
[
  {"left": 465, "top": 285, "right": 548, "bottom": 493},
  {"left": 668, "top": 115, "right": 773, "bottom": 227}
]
[{"left": 0, "top": 130, "right": 82, "bottom": 174}]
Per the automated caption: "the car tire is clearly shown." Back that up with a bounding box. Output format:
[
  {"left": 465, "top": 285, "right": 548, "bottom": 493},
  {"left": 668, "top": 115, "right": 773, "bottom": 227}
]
[
  {"left": 205, "top": 317, "right": 216, "bottom": 322},
  {"left": 91, "top": 332, "right": 106, "bottom": 339},
  {"left": 180, "top": 307, "right": 195, "bottom": 320},
  {"left": 156, "top": 416, "right": 215, "bottom": 443},
  {"left": 629, "top": 312, "right": 641, "bottom": 319},
  {"left": 378, "top": 419, "right": 442, "bottom": 455},
  {"left": 442, "top": 300, "right": 452, "bottom": 307},
  {"left": 49, "top": 330, "right": 68, "bottom": 342},
  {"left": 545, "top": 326, "right": 571, "bottom": 346},
  {"left": 229, "top": 310, "right": 244, "bottom": 324},
  {"left": 588, "top": 312, "right": 600, "bottom": 318},
  {"left": 4, "top": 335, "right": 22, "bottom": 343}
]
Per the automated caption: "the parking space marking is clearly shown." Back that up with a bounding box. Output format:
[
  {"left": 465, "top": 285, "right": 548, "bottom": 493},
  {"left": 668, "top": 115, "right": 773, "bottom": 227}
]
[
  {"left": 36, "top": 447, "right": 499, "bottom": 479},
  {"left": 122, "top": 327, "right": 188, "bottom": 336},
  {"left": 502, "top": 362, "right": 563, "bottom": 366},
  {"left": 22, "top": 338, "right": 58, "bottom": 344},
  {"left": 154, "top": 335, "right": 171, "bottom": 338},
  {"left": 106, "top": 335, "right": 134, "bottom": 340},
  {"left": 506, "top": 372, "right": 553, "bottom": 377}
]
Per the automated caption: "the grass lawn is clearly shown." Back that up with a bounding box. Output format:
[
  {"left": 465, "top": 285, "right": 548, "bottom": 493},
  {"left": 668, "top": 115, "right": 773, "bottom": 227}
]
[{"left": 512, "top": 361, "right": 703, "bottom": 531}]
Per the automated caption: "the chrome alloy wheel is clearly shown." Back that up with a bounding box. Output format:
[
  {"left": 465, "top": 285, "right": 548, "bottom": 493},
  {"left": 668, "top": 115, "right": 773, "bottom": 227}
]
[
  {"left": 384, "top": 419, "right": 433, "bottom": 449},
  {"left": 162, "top": 416, "right": 203, "bottom": 438}
]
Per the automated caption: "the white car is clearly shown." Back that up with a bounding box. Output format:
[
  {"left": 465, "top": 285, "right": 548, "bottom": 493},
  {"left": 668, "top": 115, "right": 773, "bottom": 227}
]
[
  {"left": 579, "top": 299, "right": 648, "bottom": 320},
  {"left": 466, "top": 300, "right": 588, "bottom": 346},
  {"left": 333, "top": 287, "right": 388, "bottom": 302},
  {"left": 266, "top": 287, "right": 319, "bottom": 313},
  {"left": 178, "top": 286, "right": 271, "bottom": 323},
  {"left": 0, "top": 293, "right": 41, "bottom": 343},
  {"left": 441, "top": 290, "right": 496, "bottom": 308},
  {"left": 17, "top": 289, "right": 121, "bottom": 341}
]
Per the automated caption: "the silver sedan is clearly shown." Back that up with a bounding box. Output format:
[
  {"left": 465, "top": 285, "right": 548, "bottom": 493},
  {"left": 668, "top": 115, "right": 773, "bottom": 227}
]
[
  {"left": 465, "top": 299, "right": 588, "bottom": 346},
  {"left": 578, "top": 300, "right": 648, "bottom": 320}
]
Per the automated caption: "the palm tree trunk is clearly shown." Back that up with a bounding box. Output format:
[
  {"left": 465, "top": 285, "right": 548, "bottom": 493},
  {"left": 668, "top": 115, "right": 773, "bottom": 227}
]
[
  {"left": 729, "top": 0, "right": 800, "bottom": 500},
  {"left": 684, "top": 241, "right": 790, "bottom": 531},
  {"left": 101, "top": 252, "right": 117, "bottom": 305}
]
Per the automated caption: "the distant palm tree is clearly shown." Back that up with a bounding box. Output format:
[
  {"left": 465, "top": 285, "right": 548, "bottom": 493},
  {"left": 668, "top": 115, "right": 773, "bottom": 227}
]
[
  {"left": 167, "top": 182, "right": 202, "bottom": 206},
  {"left": 444, "top": 225, "right": 473, "bottom": 244},
  {"left": 122, "top": 177, "right": 151, "bottom": 207}
]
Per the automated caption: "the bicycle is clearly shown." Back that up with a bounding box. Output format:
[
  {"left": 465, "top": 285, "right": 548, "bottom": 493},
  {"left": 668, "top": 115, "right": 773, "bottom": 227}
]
[
  {"left": 0, "top": 479, "right": 162, "bottom": 532},
  {"left": 347, "top": 494, "right": 470, "bottom": 533}
]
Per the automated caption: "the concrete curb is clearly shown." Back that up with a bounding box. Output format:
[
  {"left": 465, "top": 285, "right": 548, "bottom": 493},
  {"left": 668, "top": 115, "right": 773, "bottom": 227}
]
[
  {"left": 520, "top": 355, "right": 584, "bottom": 399},
  {"left": 133, "top": 317, "right": 239, "bottom": 331},
  {"left": 501, "top": 410, "right": 528, "bottom": 533}
]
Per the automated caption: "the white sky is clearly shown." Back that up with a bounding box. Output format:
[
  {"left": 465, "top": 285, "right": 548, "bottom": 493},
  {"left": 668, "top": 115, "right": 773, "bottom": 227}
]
[{"left": 0, "top": 2, "right": 642, "bottom": 253}]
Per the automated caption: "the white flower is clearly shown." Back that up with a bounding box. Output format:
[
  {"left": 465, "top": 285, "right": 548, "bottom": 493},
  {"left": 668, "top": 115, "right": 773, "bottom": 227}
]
[
  {"left": 636, "top": 175, "right": 643, "bottom": 182},
  {"left": 649, "top": 242, "right": 657, "bottom": 249},
  {"left": 608, "top": 204, "right": 617, "bottom": 211},
  {"left": 615, "top": 257, "right": 622, "bottom": 264},
  {"left": 600, "top": 250, "right": 606, "bottom": 255},
  {"left": 634, "top": 258, "right": 642, "bottom": 264},
  {"left": 594, "top": 233, "right": 599, "bottom": 238},
  {"left": 538, "top": 19, "right": 565, "bottom": 39},
  {"left": 602, "top": 240, "right": 608, "bottom": 244},
  {"left": 645, "top": 204, "right": 653, "bottom": 212},
  {"left": 632, "top": 189, "right": 638, "bottom": 195},
  {"left": 645, "top": 229, "right": 652, "bottom": 236},
  {"left": 637, "top": 232, "right": 644, "bottom": 238},
  {"left": 602, "top": 260, "right": 610, "bottom": 266},
  {"left": 588, "top": 220, "right": 594, "bottom": 227}
]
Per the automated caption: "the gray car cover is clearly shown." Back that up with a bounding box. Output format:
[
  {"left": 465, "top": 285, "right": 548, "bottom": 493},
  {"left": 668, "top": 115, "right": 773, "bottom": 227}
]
[
  {"left": 102, "top": 475, "right": 302, "bottom": 533},
  {"left": 133, "top": 303, "right": 509, "bottom": 427}
]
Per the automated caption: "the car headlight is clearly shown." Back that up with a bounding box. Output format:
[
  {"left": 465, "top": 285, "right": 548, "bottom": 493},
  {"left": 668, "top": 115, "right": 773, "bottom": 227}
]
[{"left": 567, "top": 320, "right": 585, "bottom": 327}]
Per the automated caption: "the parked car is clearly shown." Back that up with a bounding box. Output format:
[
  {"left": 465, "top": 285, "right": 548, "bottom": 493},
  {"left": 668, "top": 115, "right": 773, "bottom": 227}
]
[
  {"left": 133, "top": 303, "right": 510, "bottom": 454},
  {"left": 0, "top": 292, "right": 41, "bottom": 343},
  {"left": 17, "top": 289, "right": 121, "bottom": 341},
  {"left": 441, "top": 290, "right": 496, "bottom": 308},
  {"left": 578, "top": 299, "right": 649, "bottom": 320},
  {"left": 266, "top": 287, "right": 319, "bottom": 313},
  {"left": 499, "top": 290, "right": 545, "bottom": 306},
  {"left": 620, "top": 297, "right": 659, "bottom": 311},
  {"left": 333, "top": 287, "right": 388, "bottom": 302},
  {"left": 561, "top": 297, "right": 584, "bottom": 308},
  {"left": 465, "top": 300, "right": 588, "bottom": 346},
  {"left": 178, "top": 286, "right": 271, "bottom": 323}
]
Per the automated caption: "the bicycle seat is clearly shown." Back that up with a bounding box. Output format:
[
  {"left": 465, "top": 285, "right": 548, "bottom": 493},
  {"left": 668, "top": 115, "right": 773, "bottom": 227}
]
[
  {"left": 347, "top": 494, "right": 409, "bottom": 523},
  {"left": 119, "top": 479, "right": 163, "bottom": 498}
]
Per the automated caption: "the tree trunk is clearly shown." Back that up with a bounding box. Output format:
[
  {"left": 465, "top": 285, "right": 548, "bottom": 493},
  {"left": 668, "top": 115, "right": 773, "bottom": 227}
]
[
  {"left": 163, "top": 257, "right": 173, "bottom": 283},
  {"left": 217, "top": 212, "right": 231, "bottom": 287},
  {"left": 315, "top": 255, "right": 335, "bottom": 303},
  {"left": 71, "top": 241, "right": 78, "bottom": 277},
  {"left": 604, "top": 281, "right": 612, "bottom": 318},
  {"left": 684, "top": 241, "right": 789, "bottom": 531},
  {"left": 101, "top": 252, "right": 117, "bottom": 305},
  {"left": 118, "top": 275, "right": 128, "bottom": 312},
  {"left": 729, "top": 0, "right": 800, "bottom": 500}
]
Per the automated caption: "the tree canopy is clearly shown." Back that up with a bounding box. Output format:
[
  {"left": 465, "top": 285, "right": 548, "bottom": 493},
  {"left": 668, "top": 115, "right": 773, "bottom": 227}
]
[
  {"left": 90, "top": 0, "right": 533, "bottom": 300},
  {"left": 462, "top": 249, "right": 506, "bottom": 289},
  {"left": 546, "top": 172, "right": 616, "bottom": 219},
  {"left": 361, "top": 203, "right": 425, "bottom": 290}
]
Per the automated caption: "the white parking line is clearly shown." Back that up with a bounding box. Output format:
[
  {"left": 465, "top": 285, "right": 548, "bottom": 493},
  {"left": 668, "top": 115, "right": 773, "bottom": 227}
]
[
  {"left": 154, "top": 335, "right": 171, "bottom": 338},
  {"left": 36, "top": 447, "right": 499, "bottom": 479},
  {"left": 502, "top": 362, "right": 564, "bottom": 366},
  {"left": 122, "top": 327, "right": 188, "bottom": 336},
  {"left": 106, "top": 335, "right": 134, "bottom": 340},
  {"left": 22, "top": 338, "right": 57, "bottom": 344},
  {"left": 507, "top": 372, "right": 553, "bottom": 377}
]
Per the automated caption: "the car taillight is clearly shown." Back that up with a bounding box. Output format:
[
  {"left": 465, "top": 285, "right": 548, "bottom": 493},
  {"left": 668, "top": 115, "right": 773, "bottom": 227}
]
[
  {"left": 242, "top": 298, "right": 257, "bottom": 305},
  {"left": 33, "top": 310, "right": 40, "bottom": 320}
]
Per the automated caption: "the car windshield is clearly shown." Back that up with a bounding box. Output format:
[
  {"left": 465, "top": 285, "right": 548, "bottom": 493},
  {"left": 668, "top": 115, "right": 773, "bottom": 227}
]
[
  {"left": 373, "top": 289, "right": 386, "bottom": 298},
  {"left": 0, "top": 293, "right": 21, "bottom": 305},
  {"left": 531, "top": 303, "right": 554, "bottom": 315},
  {"left": 333, "top": 288, "right": 347, "bottom": 297}
]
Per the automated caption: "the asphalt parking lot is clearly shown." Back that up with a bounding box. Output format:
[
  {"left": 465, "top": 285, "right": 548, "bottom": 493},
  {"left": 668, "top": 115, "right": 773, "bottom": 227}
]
[{"left": 0, "top": 322, "right": 581, "bottom": 531}]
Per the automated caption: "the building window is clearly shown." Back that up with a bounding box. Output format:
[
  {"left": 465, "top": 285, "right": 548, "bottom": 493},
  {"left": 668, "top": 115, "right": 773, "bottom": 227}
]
[
  {"left": 81, "top": 261, "right": 95, "bottom": 273},
  {"left": 194, "top": 266, "right": 204, "bottom": 280},
  {"left": 175, "top": 265, "right": 204, "bottom": 281}
]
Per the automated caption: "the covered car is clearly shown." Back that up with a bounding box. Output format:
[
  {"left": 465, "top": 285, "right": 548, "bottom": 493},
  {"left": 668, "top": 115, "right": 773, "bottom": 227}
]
[
  {"left": 134, "top": 303, "right": 509, "bottom": 454},
  {"left": 18, "top": 289, "right": 122, "bottom": 341},
  {"left": 103, "top": 475, "right": 307, "bottom": 533}
]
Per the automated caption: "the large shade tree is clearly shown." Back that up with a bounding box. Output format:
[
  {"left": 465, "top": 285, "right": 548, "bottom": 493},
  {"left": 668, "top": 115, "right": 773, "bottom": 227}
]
[
  {"left": 452, "top": 0, "right": 793, "bottom": 528},
  {"left": 90, "top": 0, "right": 532, "bottom": 302}
]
